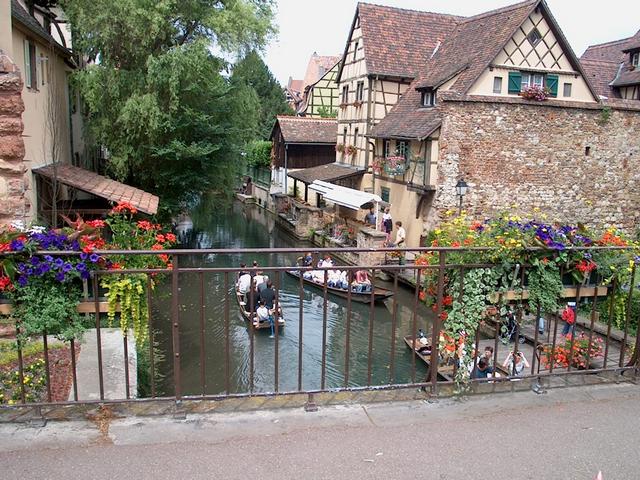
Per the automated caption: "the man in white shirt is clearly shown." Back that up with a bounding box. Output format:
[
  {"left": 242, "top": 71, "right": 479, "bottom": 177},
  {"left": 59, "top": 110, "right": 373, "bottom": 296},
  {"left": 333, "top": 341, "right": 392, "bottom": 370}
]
[
  {"left": 394, "top": 221, "right": 406, "bottom": 247},
  {"left": 238, "top": 272, "right": 252, "bottom": 295}
]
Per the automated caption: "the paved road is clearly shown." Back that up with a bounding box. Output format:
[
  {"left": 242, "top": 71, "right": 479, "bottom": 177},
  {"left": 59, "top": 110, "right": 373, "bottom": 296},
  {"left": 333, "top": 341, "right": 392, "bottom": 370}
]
[{"left": 1, "top": 383, "right": 639, "bottom": 479}]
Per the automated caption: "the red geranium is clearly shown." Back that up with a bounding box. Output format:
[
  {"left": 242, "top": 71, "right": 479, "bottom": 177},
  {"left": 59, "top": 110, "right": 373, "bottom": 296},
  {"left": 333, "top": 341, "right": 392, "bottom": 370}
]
[{"left": 111, "top": 202, "right": 138, "bottom": 214}]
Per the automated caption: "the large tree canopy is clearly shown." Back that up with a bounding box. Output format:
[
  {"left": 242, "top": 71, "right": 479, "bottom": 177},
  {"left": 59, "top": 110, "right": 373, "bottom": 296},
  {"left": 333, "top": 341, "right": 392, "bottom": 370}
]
[
  {"left": 61, "top": 0, "right": 275, "bottom": 215},
  {"left": 230, "top": 50, "right": 293, "bottom": 139}
]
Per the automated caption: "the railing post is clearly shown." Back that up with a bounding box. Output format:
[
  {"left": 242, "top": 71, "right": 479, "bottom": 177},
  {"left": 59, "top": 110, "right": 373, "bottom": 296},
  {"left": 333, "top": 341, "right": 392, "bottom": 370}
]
[
  {"left": 429, "top": 250, "right": 446, "bottom": 393},
  {"left": 171, "top": 255, "right": 181, "bottom": 400}
]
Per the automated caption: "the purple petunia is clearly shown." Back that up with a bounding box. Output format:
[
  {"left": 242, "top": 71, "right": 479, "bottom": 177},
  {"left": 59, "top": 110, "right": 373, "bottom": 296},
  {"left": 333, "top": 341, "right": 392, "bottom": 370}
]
[
  {"left": 44, "top": 255, "right": 54, "bottom": 263},
  {"left": 30, "top": 256, "right": 40, "bottom": 266},
  {"left": 9, "top": 239, "right": 24, "bottom": 251},
  {"left": 17, "top": 276, "right": 28, "bottom": 287},
  {"left": 62, "top": 263, "right": 73, "bottom": 273},
  {"left": 55, "top": 272, "right": 65, "bottom": 282},
  {"left": 80, "top": 270, "right": 91, "bottom": 280},
  {"left": 89, "top": 253, "right": 99, "bottom": 263},
  {"left": 80, "top": 252, "right": 88, "bottom": 261},
  {"left": 76, "top": 262, "right": 87, "bottom": 272},
  {"left": 54, "top": 258, "right": 64, "bottom": 269}
]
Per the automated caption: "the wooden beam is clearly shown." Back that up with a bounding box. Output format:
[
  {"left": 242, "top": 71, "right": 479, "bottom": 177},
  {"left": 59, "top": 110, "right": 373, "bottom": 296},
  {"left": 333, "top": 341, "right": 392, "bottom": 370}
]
[
  {"left": 0, "top": 300, "right": 118, "bottom": 315},
  {"left": 488, "top": 286, "right": 609, "bottom": 303}
]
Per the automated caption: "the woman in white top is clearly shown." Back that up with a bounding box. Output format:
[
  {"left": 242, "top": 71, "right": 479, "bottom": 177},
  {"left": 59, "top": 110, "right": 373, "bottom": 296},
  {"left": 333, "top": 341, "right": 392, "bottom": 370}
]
[{"left": 502, "top": 351, "right": 530, "bottom": 376}]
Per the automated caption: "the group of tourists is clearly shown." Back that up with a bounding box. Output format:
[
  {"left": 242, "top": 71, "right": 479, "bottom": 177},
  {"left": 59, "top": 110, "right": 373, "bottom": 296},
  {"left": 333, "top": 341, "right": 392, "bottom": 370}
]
[
  {"left": 298, "top": 253, "right": 372, "bottom": 293},
  {"left": 237, "top": 261, "right": 278, "bottom": 328},
  {"left": 364, "top": 207, "right": 406, "bottom": 247},
  {"left": 469, "top": 345, "right": 530, "bottom": 379}
]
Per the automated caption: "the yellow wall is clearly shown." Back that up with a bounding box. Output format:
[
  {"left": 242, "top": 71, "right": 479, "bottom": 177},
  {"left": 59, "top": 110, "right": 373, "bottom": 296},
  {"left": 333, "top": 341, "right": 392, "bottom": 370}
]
[
  {"left": 0, "top": 0, "right": 12, "bottom": 54},
  {"left": 11, "top": 26, "right": 74, "bottom": 219}
]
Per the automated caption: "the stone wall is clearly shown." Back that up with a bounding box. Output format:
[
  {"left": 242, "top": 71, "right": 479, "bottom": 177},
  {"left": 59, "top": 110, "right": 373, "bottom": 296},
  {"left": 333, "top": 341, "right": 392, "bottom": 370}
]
[
  {"left": 0, "top": 51, "right": 28, "bottom": 225},
  {"left": 433, "top": 100, "right": 640, "bottom": 233}
]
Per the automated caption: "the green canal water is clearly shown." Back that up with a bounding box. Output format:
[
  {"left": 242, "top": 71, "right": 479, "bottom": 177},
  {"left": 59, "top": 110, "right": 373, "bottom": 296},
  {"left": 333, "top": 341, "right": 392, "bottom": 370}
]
[{"left": 155, "top": 202, "right": 435, "bottom": 395}]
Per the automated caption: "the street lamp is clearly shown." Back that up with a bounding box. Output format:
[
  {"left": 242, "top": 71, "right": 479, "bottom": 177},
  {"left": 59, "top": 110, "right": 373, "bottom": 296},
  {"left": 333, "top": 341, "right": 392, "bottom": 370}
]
[{"left": 455, "top": 178, "right": 468, "bottom": 215}]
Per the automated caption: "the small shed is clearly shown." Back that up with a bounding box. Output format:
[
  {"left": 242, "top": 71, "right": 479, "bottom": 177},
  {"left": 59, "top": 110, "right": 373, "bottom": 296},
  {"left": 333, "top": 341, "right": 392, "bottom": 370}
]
[
  {"left": 270, "top": 116, "right": 337, "bottom": 193},
  {"left": 288, "top": 163, "right": 365, "bottom": 205}
]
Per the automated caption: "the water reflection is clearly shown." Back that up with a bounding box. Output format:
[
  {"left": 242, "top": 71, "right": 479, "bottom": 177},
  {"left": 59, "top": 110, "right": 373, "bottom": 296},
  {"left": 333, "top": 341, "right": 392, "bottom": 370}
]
[{"left": 155, "top": 202, "right": 435, "bottom": 395}]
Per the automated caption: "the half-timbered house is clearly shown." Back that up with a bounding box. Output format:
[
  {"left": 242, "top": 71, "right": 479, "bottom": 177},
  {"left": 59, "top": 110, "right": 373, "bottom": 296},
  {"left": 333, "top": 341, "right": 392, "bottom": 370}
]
[
  {"left": 342, "top": 0, "right": 640, "bottom": 247},
  {"left": 581, "top": 29, "right": 640, "bottom": 101},
  {"left": 299, "top": 59, "right": 340, "bottom": 118}
]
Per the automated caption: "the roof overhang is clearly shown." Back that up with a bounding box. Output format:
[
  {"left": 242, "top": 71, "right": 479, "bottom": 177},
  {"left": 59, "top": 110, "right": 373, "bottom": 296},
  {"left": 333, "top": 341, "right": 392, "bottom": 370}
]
[
  {"left": 33, "top": 164, "right": 159, "bottom": 215},
  {"left": 287, "top": 163, "right": 365, "bottom": 185},
  {"left": 308, "top": 180, "right": 382, "bottom": 211}
]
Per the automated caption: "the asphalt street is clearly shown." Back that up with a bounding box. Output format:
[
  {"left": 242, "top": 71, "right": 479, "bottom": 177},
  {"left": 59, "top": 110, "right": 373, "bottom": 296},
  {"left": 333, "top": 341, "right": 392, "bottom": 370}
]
[{"left": 1, "top": 383, "right": 638, "bottom": 479}]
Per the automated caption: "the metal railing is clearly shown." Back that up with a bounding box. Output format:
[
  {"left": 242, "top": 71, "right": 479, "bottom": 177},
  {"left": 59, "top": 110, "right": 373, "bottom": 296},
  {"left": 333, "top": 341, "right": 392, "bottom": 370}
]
[{"left": 1, "top": 246, "right": 639, "bottom": 409}]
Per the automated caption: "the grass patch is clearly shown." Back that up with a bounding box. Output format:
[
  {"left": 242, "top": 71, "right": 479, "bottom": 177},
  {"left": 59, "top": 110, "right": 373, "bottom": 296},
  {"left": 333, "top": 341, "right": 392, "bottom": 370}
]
[{"left": 0, "top": 339, "right": 66, "bottom": 367}]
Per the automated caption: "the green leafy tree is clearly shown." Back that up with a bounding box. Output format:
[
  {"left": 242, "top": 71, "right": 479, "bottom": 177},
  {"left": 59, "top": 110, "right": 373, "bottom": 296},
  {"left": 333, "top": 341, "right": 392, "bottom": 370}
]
[
  {"left": 61, "top": 0, "right": 276, "bottom": 215},
  {"left": 246, "top": 140, "right": 272, "bottom": 167},
  {"left": 231, "top": 50, "right": 293, "bottom": 140}
]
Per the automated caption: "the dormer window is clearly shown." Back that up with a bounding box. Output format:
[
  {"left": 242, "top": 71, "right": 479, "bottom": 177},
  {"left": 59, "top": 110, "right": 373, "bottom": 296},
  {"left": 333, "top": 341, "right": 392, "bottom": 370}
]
[
  {"left": 421, "top": 89, "right": 436, "bottom": 107},
  {"left": 632, "top": 52, "right": 639, "bottom": 68},
  {"left": 527, "top": 28, "right": 542, "bottom": 47}
]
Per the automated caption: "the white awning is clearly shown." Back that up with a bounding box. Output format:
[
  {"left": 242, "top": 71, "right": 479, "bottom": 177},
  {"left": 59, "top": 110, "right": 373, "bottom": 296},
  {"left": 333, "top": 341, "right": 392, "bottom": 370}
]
[{"left": 308, "top": 180, "right": 382, "bottom": 211}]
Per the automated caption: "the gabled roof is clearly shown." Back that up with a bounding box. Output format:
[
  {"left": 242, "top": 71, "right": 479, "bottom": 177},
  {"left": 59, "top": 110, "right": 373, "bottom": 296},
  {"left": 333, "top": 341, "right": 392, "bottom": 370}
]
[
  {"left": 582, "top": 38, "right": 633, "bottom": 64},
  {"left": 11, "top": 0, "right": 72, "bottom": 59},
  {"left": 368, "top": 86, "right": 441, "bottom": 140},
  {"left": 271, "top": 116, "right": 337, "bottom": 144},
  {"left": 580, "top": 59, "right": 621, "bottom": 98},
  {"left": 581, "top": 29, "right": 640, "bottom": 91},
  {"left": 337, "top": 3, "right": 461, "bottom": 82},
  {"left": 610, "top": 69, "right": 640, "bottom": 88},
  {"left": 302, "top": 54, "right": 341, "bottom": 90},
  {"left": 416, "top": 0, "right": 598, "bottom": 101}
]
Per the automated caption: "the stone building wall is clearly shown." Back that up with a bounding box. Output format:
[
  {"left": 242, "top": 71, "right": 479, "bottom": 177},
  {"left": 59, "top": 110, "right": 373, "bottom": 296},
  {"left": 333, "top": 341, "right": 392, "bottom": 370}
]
[
  {"left": 0, "top": 51, "right": 28, "bottom": 225},
  {"left": 433, "top": 100, "right": 640, "bottom": 233}
]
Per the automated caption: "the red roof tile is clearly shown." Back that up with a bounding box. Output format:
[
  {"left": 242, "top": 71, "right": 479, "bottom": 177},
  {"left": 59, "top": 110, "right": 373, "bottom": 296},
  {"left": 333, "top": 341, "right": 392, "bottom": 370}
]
[
  {"left": 272, "top": 116, "right": 337, "bottom": 144},
  {"left": 341, "top": 3, "right": 461, "bottom": 80},
  {"left": 368, "top": 85, "right": 441, "bottom": 140},
  {"left": 33, "top": 164, "right": 159, "bottom": 215},
  {"left": 580, "top": 59, "right": 621, "bottom": 98}
]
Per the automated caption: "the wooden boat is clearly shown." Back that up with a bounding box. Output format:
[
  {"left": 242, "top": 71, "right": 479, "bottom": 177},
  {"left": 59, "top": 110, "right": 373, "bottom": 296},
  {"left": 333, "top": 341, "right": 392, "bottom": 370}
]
[
  {"left": 403, "top": 335, "right": 454, "bottom": 381},
  {"left": 235, "top": 285, "right": 285, "bottom": 330},
  {"left": 286, "top": 270, "right": 394, "bottom": 304}
]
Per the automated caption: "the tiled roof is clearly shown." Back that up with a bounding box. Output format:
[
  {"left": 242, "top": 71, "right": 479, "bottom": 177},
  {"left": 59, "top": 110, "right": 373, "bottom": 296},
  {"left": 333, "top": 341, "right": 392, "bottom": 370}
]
[
  {"left": 611, "top": 68, "right": 640, "bottom": 87},
  {"left": 302, "top": 54, "right": 341, "bottom": 89},
  {"left": 273, "top": 116, "right": 337, "bottom": 144},
  {"left": 368, "top": 85, "right": 441, "bottom": 140},
  {"left": 288, "top": 79, "right": 303, "bottom": 93},
  {"left": 288, "top": 163, "right": 364, "bottom": 185},
  {"left": 581, "top": 38, "right": 631, "bottom": 64},
  {"left": 11, "top": 0, "right": 71, "bottom": 58},
  {"left": 580, "top": 59, "right": 621, "bottom": 98},
  {"left": 33, "top": 164, "right": 159, "bottom": 215},
  {"left": 417, "top": 0, "right": 539, "bottom": 92},
  {"left": 351, "top": 3, "right": 461, "bottom": 79}
]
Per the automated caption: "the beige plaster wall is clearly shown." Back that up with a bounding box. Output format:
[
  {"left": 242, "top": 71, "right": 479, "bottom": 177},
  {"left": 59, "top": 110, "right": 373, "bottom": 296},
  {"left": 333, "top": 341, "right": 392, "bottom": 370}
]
[
  {"left": 11, "top": 27, "right": 73, "bottom": 219},
  {"left": 470, "top": 66, "right": 594, "bottom": 102},
  {"left": 0, "top": 0, "right": 12, "bottom": 54}
]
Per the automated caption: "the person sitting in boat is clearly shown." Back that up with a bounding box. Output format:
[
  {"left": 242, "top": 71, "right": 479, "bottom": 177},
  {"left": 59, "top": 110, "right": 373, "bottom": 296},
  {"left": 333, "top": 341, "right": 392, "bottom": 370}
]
[
  {"left": 353, "top": 270, "right": 372, "bottom": 293},
  {"left": 256, "top": 300, "right": 272, "bottom": 324},
  {"left": 257, "top": 275, "right": 269, "bottom": 294},
  {"left": 238, "top": 263, "right": 248, "bottom": 280},
  {"left": 253, "top": 270, "right": 266, "bottom": 289},
  {"left": 259, "top": 280, "right": 276, "bottom": 309},
  {"left": 237, "top": 270, "right": 253, "bottom": 307},
  {"left": 320, "top": 255, "right": 334, "bottom": 268},
  {"left": 327, "top": 269, "right": 343, "bottom": 288},
  {"left": 472, "top": 357, "right": 494, "bottom": 379},
  {"left": 297, "top": 252, "right": 314, "bottom": 267}
]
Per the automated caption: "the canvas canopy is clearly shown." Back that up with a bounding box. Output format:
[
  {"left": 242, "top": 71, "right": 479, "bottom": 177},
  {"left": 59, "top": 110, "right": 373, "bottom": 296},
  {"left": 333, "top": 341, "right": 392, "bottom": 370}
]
[{"left": 308, "top": 180, "right": 382, "bottom": 211}]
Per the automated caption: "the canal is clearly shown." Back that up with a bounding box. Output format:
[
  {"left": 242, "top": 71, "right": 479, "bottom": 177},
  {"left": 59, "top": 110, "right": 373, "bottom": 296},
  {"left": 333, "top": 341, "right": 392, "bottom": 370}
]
[{"left": 155, "top": 202, "right": 435, "bottom": 396}]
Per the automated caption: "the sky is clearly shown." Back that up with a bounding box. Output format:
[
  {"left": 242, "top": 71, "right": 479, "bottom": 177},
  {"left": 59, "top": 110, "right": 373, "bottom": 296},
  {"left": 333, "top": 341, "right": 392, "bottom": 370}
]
[{"left": 263, "top": 0, "right": 640, "bottom": 86}]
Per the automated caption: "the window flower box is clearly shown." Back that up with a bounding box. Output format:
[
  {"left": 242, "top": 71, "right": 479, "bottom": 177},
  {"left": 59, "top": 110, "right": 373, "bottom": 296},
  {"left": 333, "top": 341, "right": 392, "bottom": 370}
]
[
  {"left": 520, "top": 85, "right": 550, "bottom": 101},
  {"left": 383, "top": 156, "right": 407, "bottom": 176}
]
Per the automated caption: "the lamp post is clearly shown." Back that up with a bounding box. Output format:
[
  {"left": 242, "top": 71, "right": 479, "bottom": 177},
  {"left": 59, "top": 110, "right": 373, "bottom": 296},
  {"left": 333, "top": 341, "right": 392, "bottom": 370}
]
[{"left": 455, "top": 178, "right": 468, "bottom": 215}]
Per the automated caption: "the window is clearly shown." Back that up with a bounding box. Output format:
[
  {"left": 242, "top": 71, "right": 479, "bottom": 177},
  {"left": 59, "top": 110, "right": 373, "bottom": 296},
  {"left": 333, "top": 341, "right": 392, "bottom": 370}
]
[
  {"left": 356, "top": 81, "right": 364, "bottom": 102},
  {"left": 341, "top": 85, "right": 349, "bottom": 104},
  {"left": 380, "top": 187, "right": 390, "bottom": 203},
  {"left": 521, "top": 73, "right": 544, "bottom": 89},
  {"left": 353, "top": 41, "right": 358, "bottom": 61},
  {"left": 527, "top": 28, "right": 542, "bottom": 47},
  {"left": 353, "top": 127, "right": 359, "bottom": 150},
  {"left": 493, "top": 76, "right": 503, "bottom": 94},
  {"left": 508, "top": 71, "right": 558, "bottom": 97},
  {"left": 563, "top": 82, "right": 572, "bottom": 98},
  {"left": 342, "top": 127, "right": 347, "bottom": 146},
  {"left": 23, "top": 39, "right": 37, "bottom": 89},
  {"left": 632, "top": 52, "right": 639, "bottom": 68},
  {"left": 40, "top": 53, "right": 48, "bottom": 86},
  {"left": 384, "top": 139, "right": 391, "bottom": 158},
  {"left": 421, "top": 89, "right": 436, "bottom": 107},
  {"left": 396, "top": 141, "right": 409, "bottom": 160}
]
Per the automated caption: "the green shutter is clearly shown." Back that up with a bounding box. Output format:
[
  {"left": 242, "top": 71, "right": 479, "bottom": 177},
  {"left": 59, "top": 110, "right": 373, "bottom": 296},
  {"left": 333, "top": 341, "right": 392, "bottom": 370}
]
[
  {"left": 23, "top": 40, "right": 31, "bottom": 88},
  {"left": 545, "top": 74, "right": 559, "bottom": 97},
  {"left": 508, "top": 72, "right": 522, "bottom": 94}
]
